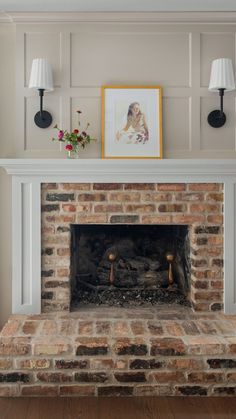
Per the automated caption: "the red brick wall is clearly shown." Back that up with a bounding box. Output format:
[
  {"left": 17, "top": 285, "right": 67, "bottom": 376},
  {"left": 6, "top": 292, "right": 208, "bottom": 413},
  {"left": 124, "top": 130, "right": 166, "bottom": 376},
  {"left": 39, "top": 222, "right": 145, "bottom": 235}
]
[{"left": 41, "top": 183, "right": 223, "bottom": 313}]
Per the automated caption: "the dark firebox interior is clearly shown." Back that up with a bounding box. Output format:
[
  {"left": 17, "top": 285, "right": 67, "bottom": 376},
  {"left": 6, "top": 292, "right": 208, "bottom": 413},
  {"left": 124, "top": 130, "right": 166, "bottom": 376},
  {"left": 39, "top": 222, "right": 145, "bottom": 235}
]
[{"left": 70, "top": 224, "right": 190, "bottom": 309}]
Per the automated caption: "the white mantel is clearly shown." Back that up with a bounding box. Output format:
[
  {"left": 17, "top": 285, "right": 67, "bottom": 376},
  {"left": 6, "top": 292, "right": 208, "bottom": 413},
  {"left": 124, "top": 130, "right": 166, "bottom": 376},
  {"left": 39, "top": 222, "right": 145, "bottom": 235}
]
[
  {"left": 0, "top": 158, "right": 236, "bottom": 314},
  {"left": 2, "top": 158, "right": 236, "bottom": 178}
]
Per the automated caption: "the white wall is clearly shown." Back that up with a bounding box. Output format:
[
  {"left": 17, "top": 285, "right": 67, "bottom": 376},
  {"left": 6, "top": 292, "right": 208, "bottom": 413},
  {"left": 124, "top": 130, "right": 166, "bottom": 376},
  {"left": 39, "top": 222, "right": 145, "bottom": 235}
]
[
  {"left": 0, "top": 24, "right": 15, "bottom": 327},
  {"left": 1, "top": 14, "right": 236, "bottom": 326}
]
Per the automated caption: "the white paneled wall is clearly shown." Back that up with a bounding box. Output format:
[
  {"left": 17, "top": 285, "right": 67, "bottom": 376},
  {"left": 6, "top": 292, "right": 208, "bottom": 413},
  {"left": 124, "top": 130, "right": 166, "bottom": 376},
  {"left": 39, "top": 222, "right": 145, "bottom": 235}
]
[{"left": 15, "top": 21, "right": 236, "bottom": 158}]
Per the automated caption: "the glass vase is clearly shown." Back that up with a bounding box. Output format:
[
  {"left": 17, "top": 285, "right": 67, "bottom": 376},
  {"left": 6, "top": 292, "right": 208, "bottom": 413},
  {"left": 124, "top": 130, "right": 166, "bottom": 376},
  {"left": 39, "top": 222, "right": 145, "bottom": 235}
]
[{"left": 67, "top": 150, "right": 79, "bottom": 159}]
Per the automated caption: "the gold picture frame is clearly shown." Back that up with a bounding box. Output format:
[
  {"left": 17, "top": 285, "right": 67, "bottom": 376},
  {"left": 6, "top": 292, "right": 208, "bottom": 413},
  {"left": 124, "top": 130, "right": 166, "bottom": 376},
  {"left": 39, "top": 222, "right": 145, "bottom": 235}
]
[{"left": 101, "top": 85, "right": 163, "bottom": 159}]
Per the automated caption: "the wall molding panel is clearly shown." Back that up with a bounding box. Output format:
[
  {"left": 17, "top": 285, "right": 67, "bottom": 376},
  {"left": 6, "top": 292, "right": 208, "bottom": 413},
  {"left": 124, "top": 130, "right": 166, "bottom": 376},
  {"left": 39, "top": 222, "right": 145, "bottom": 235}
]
[{"left": 15, "top": 21, "right": 236, "bottom": 158}]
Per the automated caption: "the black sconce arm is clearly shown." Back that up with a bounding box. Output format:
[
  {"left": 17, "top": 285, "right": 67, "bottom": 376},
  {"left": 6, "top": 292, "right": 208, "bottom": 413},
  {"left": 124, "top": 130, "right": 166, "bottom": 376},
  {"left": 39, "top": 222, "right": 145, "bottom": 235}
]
[
  {"left": 34, "top": 88, "right": 52, "bottom": 129},
  {"left": 219, "top": 88, "right": 225, "bottom": 116},
  {"left": 38, "top": 88, "right": 44, "bottom": 119},
  {"left": 208, "top": 88, "right": 226, "bottom": 128}
]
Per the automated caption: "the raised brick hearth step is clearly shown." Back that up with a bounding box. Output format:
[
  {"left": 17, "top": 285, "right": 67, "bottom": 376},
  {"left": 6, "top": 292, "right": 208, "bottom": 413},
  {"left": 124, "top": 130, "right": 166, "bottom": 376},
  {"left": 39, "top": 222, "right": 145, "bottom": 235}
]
[{"left": 0, "top": 306, "right": 236, "bottom": 397}]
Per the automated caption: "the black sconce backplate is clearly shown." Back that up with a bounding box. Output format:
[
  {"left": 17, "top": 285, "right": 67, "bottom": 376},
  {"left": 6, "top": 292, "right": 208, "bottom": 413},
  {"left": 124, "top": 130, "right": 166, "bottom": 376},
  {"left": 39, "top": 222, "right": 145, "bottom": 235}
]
[
  {"left": 207, "top": 110, "right": 226, "bottom": 128},
  {"left": 34, "top": 110, "right": 52, "bottom": 129}
]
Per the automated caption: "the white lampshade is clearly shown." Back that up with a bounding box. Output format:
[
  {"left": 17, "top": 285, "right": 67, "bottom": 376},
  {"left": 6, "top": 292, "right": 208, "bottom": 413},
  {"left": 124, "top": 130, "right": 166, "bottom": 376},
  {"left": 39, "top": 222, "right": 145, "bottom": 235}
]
[
  {"left": 29, "top": 58, "right": 54, "bottom": 92},
  {"left": 209, "top": 58, "right": 235, "bottom": 92}
]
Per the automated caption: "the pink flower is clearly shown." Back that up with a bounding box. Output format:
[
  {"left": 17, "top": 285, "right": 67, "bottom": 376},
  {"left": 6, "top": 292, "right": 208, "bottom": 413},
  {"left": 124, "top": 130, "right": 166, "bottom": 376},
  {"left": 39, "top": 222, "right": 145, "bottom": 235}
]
[
  {"left": 58, "top": 130, "right": 64, "bottom": 140},
  {"left": 65, "top": 144, "right": 73, "bottom": 151},
  {"left": 73, "top": 129, "right": 79, "bottom": 134}
]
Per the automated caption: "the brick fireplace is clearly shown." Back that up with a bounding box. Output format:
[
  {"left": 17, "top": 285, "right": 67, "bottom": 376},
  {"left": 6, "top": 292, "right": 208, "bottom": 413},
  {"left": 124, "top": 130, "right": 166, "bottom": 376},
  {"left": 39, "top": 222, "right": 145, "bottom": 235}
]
[
  {"left": 0, "top": 159, "right": 236, "bottom": 398},
  {"left": 0, "top": 159, "right": 234, "bottom": 315},
  {"left": 41, "top": 182, "right": 223, "bottom": 313}
]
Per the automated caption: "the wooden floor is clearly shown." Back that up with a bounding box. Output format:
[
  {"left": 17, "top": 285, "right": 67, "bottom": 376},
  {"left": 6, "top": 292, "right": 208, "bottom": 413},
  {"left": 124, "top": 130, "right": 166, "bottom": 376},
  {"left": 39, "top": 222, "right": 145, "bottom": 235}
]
[{"left": 0, "top": 397, "right": 236, "bottom": 419}]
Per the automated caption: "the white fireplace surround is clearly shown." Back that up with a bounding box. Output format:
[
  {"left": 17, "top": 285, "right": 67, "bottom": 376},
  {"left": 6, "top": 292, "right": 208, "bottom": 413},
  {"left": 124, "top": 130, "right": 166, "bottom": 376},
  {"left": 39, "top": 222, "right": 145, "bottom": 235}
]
[{"left": 0, "top": 158, "right": 236, "bottom": 314}]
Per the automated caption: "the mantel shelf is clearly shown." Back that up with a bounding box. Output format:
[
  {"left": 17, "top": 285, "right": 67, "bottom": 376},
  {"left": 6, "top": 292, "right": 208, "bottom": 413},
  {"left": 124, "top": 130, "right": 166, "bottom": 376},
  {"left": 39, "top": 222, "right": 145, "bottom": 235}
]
[{"left": 0, "top": 158, "right": 236, "bottom": 177}]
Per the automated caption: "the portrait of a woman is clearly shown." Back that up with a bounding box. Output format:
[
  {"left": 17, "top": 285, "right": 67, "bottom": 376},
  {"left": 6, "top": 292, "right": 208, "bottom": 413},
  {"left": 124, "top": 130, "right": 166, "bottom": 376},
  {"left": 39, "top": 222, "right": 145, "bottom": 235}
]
[
  {"left": 102, "top": 86, "right": 162, "bottom": 159},
  {"left": 116, "top": 102, "right": 149, "bottom": 144}
]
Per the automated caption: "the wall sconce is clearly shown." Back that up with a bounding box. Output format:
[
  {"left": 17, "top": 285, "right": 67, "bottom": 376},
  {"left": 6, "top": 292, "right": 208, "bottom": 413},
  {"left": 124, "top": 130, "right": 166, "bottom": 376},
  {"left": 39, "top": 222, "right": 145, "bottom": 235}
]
[
  {"left": 208, "top": 58, "right": 235, "bottom": 128},
  {"left": 29, "top": 58, "right": 54, "bottom": 128}
]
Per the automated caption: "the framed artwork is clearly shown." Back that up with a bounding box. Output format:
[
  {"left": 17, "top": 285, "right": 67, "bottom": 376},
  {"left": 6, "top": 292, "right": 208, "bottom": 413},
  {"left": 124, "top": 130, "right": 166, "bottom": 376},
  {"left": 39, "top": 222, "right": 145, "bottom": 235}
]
[{"left": 101, "top": 86, "right": 162, "bottom": 159}]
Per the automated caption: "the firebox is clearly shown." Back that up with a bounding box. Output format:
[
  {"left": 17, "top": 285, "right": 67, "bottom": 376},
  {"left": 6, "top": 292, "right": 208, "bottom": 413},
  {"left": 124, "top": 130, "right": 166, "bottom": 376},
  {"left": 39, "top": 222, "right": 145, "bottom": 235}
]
[{"left": 70, "top": 224, "right": 190, "bottom": 309}]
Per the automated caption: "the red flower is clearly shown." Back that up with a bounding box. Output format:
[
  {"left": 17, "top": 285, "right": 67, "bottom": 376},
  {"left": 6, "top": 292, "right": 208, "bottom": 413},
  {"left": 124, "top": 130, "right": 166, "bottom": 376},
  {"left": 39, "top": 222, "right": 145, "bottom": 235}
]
[
  {"left": 73, "top": 129, "right": 79, "bottom": 134},
  {"left": 65, "top": 144, "right": 73, "bottom": 151}
]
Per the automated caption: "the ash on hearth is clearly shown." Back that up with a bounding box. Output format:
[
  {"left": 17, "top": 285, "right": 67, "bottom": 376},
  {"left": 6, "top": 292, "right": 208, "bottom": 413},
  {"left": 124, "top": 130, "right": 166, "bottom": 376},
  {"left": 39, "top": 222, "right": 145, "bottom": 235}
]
[{"left": 70, "top": 224, "right": 190, "bottom": 308}]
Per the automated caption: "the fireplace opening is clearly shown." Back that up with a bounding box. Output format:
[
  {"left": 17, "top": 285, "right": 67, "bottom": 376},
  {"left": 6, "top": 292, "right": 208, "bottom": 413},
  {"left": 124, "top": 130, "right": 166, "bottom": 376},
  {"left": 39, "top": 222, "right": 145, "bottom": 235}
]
[{"left": 70, "top": 224, "right": 191, "bottom": 309}]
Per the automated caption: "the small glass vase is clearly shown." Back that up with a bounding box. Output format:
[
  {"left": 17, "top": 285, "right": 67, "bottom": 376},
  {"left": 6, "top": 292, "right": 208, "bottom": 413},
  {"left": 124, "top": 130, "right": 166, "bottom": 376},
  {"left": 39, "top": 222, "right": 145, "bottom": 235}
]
[{"left": 67, "top": 150, "right": 79, "bottom": 159}]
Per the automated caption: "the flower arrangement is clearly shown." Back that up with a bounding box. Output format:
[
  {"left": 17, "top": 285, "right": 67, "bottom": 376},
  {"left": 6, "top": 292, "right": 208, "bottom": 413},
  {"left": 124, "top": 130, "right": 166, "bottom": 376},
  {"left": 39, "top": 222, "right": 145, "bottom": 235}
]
[{"left": 52, "top": 110, "right": 96, "bottom": 157}]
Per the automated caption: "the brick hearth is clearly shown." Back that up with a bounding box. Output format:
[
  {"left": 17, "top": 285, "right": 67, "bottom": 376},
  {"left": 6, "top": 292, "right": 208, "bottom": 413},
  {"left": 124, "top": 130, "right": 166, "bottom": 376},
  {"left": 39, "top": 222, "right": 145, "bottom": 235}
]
[
  {"left": 41, "top": 182, "right": 223, "bottom": 313},
  {"left": 0, "top": 306, "right": 236, "bottom": 397}
]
